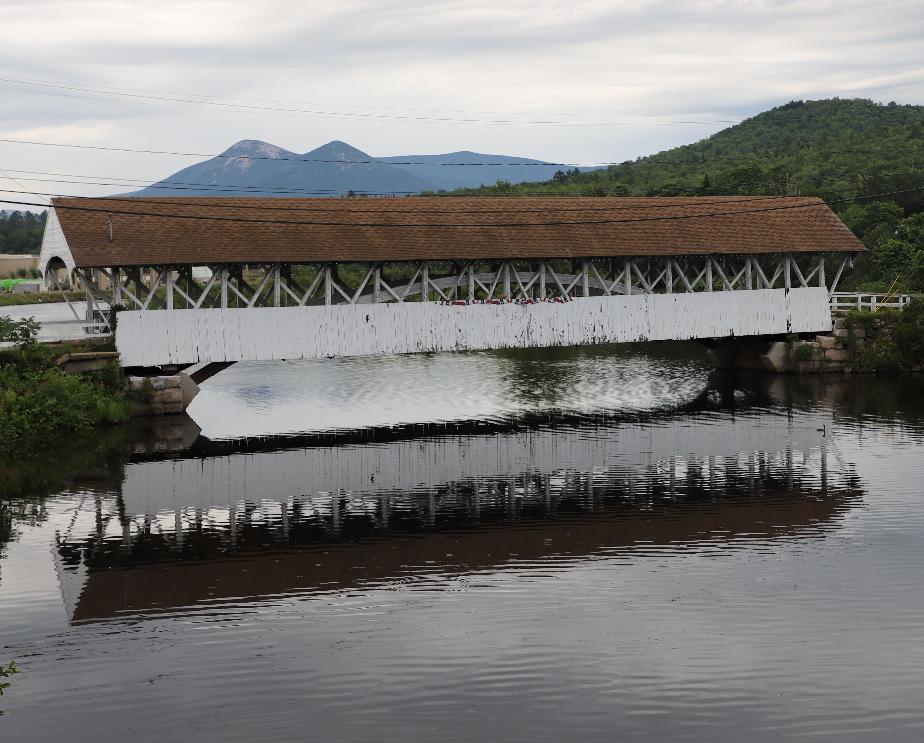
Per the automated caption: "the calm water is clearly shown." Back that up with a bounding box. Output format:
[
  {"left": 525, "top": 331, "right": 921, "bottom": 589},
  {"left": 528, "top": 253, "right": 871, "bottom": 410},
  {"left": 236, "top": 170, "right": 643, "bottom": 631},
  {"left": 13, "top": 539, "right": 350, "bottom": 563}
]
[{"left": 2, "top": 343, "right": 924, "bottom": 742}]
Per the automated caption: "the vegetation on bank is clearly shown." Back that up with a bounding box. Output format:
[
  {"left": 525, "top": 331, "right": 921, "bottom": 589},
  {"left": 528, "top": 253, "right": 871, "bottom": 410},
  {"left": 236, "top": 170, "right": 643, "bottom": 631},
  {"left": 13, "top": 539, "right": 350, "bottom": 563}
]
[
  {"left": 0, "top": 661, "right": 20, "bottom": 716},
  {"left": 842, "top": 299, "right": 924, "bottom": 372},
  {"left": 437, "top": 99, "right": 924, "bottom": 293},
  {"left": 0, "top": 317, "right": 134, "bottom": 446},
  {"left": 0, "top": 290, "right": 84, "bottom": 307},
  {"left": 0, "top": 210, "right": 46, "bottom": 255}
]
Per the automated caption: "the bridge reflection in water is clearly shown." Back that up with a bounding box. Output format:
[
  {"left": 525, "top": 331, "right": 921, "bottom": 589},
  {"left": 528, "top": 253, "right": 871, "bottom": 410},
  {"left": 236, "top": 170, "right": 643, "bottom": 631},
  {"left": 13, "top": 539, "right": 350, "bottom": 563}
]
[{"left": 54, "top": 409, "right": 860, "bottom": 625}]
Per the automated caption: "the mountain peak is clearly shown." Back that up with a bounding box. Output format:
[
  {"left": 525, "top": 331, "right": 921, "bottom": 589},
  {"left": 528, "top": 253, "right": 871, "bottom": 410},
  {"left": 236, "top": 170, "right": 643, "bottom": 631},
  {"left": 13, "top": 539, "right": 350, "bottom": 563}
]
[
  {"left": 221, "top": 140, "right": 289, "bottom": 159},
  {"left": 305, "top": 140, "right": 373, "bottom": 162}
]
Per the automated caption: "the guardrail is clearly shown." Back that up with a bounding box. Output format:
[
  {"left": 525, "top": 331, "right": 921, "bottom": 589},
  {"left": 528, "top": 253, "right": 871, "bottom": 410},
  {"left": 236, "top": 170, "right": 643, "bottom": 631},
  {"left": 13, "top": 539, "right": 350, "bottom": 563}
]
[{"left": 830, "top": 292, "right": 915, "bottom": 313}]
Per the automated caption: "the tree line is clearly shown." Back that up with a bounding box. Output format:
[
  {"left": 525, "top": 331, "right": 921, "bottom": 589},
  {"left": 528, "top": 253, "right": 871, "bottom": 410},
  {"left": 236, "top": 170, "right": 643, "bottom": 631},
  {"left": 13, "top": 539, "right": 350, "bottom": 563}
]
[{"left": 0, "top": 210, "right": 46, "bottom": 255}]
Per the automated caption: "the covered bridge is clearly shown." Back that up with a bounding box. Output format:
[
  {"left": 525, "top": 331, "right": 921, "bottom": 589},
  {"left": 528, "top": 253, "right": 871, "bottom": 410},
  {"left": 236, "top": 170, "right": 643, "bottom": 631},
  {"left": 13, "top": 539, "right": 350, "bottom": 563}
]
[{"left": 37, "top": 195, "right": 864, "bottom": 367}]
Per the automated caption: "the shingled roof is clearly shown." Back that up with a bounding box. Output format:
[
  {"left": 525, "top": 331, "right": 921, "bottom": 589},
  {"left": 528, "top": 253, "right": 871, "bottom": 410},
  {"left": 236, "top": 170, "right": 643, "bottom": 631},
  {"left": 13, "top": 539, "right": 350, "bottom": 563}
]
[{"left": 49, "top": 195, "right": 864, "bottom": 267}]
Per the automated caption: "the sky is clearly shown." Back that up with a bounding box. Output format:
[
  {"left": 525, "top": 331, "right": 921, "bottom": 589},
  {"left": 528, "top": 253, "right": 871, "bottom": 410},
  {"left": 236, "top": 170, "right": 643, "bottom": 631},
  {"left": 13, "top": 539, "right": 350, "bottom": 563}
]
[{"left": 0, "top": 0, "right": 923, "bottom": 203}]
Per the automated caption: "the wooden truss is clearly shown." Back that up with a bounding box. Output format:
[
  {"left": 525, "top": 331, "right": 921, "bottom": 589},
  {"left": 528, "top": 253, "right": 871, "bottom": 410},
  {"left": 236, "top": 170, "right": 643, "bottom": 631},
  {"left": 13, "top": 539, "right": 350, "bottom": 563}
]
[{"left": 77, "top": 253, "right": 851, "bottom": 312}]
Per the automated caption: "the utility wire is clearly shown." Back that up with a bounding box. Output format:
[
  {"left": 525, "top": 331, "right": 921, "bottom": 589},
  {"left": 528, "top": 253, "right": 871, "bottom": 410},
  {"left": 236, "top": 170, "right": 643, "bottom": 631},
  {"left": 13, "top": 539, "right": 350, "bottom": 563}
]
[
  {"left": 0, "top": 187, "right": 838, "bottom": 215},
  {"left": 1, "top": 165, "right": 919, "bottom": 211},
  {"left": 0, "top": 77, "right": 741, "bottom": 128},
  {"left": 0, "top": 186, "right": 919, "bottom": 228},
  {"left": 0, "top": 135, "right": 916, "bottom": 173}
]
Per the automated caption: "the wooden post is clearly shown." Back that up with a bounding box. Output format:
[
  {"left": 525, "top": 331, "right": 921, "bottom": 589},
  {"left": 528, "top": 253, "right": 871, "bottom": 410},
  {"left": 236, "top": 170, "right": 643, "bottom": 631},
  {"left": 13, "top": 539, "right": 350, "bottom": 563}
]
[
  {"left": 539, "top": 262, "right": 546, "bottom": 298},
  {"left": 85, "top": 269, "right": 94, "bottom": 321},
  {"left": 664, "top": 258, "right": 673, "bottom": 293},
  {"left": 165, "top": 267, "right": 174, "bottom": 310},
  {"left": 468, "top": 263, "right": 476, "bottom": 300},
  {"left": 705, "top": 257, "right": 713, "bottom": 292},
  {"left": 624, "top": 259, "right": 632, "bottom": 295},
  {"left": 502, "top": 262, "right": 511, "bottom": 299},
  {"left": 273, "top": 266, "right": 281, "bottom": 307},
  {"left": 818, "top": 255, "right": 826, "bottom": 289},
  {"left": 784, "top": 254, "right": 792, "bottom": 291},
  {"left": 582, "top": 260, "right": 590, "bottom": 297},
  {"left": 745, "top": 258, "right": 752, "bottom": 290},
  {"left": 421, "top": 263, "right": 429, "bottom": 302},
  {"left": 324, "top": 265, "right": 333, "bottom": 305},
  {"left": 220, "top": 267, "right": 228, "bottom": 309},
  {"left": 112, "top": 267, "right": 122, "bottom": 306},
  {"left": 373, "top": 265, "right": 382, "bottom": 303}
]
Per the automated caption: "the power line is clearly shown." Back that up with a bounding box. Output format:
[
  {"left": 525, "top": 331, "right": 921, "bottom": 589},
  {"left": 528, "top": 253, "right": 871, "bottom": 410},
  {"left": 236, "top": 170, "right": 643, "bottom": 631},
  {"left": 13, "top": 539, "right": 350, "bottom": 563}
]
[
  {"left": 0, "top": 77, "right": 742, "bottom": 128},
  {"left": 0, "top": 187, "right": 843, "bottom": 215},
  {"left": 2, "top": 164, "right": 920, "bottom": 208},
  {"left": 0, "top": 75, "right": 751, "bottom": 120},
  {"left": 1, "top": 186, "right": 919, "bottom": 228},
  {"left": 1, "top": 134, "right": 917, "bottom": 177}
]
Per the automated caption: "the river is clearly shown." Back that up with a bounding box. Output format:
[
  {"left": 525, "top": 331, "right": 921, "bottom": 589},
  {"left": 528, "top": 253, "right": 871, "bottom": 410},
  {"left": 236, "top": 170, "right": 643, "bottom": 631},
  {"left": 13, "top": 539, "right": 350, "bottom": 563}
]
[{"left": 2, "top": 342, "right": 923, "bottom": 741}]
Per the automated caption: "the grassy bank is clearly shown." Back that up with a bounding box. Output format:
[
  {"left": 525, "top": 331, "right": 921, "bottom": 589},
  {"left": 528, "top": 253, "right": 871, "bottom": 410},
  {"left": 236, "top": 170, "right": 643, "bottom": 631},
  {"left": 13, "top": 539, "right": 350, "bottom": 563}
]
[
  {"left": 842, "top": 298, "right": 924, "bottom": 372},
  {"left": 0, "top": 291, "right": 84, "bottom": 307},
  {"left": 0, "top": 318, "right": 135, "bottom": 446}
]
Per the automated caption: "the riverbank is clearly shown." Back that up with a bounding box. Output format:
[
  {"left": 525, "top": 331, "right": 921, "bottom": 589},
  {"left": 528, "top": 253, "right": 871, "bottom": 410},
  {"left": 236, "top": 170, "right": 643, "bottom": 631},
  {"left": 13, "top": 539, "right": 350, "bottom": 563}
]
[
  {"left": 783, "top": 298, "right": 924, "bottom": 374},
  {"left": 0, "top": 320, "right": 136, "bottom": 447},
  {"left": 0, "top": 291, "right": 84, "bottom": 307}
]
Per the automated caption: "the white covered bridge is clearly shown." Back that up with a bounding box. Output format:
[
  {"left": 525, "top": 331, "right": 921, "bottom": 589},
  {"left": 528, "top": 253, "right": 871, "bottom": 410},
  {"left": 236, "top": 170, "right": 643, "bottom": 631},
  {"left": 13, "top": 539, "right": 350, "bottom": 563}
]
[{"left": 37, "top": 195, "right": 864, "bottom": 369}]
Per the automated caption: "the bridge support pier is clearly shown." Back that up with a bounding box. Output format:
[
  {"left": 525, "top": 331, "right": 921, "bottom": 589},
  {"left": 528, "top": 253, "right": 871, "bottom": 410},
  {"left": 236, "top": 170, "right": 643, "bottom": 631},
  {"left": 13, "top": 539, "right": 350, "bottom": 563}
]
[{"left": 705, "top": 337, "right": 787, "bottom": 373}]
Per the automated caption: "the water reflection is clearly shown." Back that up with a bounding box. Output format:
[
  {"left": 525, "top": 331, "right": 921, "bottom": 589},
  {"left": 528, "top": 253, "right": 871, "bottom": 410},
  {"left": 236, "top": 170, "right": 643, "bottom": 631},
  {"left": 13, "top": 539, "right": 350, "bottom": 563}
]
[{"left": 54, "top": 408, "right": 859, "bottom": 624}]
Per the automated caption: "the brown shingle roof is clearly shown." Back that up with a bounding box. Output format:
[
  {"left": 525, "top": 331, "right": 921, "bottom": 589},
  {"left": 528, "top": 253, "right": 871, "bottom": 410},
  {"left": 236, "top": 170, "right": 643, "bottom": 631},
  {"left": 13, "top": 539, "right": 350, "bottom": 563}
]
[{"left": 51, "top": 195, "right": 864, "bottom": 267}]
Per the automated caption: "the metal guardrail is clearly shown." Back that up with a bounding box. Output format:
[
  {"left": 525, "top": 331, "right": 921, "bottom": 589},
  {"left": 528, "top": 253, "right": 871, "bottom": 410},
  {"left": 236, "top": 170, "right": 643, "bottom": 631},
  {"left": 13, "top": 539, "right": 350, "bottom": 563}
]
[{"left": 830, "top": 292, "right": 915, "bottom": 312}]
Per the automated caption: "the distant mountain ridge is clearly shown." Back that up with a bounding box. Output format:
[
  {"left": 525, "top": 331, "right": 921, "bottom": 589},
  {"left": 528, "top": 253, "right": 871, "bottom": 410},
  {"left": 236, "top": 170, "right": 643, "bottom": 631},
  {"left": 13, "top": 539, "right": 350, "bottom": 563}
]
[{"left": 130, "top": 140, "right": 572, "bottom": 197}]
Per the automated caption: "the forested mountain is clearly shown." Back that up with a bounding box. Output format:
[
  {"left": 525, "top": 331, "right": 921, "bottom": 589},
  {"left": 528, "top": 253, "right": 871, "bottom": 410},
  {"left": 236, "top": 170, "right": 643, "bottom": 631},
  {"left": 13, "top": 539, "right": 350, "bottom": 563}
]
[
  {"left": 0, "top": 210, "right": 46, "bottom": 255},
  {"left": 448, "top": 99, "right": 924, "bottom": 291}
]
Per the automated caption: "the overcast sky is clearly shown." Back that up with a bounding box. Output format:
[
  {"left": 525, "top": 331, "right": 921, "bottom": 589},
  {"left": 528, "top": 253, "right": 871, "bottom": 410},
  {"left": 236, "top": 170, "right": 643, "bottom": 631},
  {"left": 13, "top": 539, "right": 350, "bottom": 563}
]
[{"left": 1, "top": 0, "right": 922, "bottom": 202}]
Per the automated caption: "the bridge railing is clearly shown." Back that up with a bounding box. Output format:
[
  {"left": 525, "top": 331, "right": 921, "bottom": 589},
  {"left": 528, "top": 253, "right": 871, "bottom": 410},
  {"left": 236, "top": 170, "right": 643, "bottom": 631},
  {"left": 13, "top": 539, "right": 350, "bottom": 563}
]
[{"left": 830, "top": 292, "right": 915, "bottom": 313}]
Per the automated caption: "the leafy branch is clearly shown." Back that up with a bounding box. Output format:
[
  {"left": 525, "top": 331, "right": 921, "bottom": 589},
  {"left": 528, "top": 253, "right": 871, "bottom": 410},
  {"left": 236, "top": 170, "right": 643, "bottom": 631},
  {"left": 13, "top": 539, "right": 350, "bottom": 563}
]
[{"left": 0, "top": 660, "right": 20, "bottom": 716}]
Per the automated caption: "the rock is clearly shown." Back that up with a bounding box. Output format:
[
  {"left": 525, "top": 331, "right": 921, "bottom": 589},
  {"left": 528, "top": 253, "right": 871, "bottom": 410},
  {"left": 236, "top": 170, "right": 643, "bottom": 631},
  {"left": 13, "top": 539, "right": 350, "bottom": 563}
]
[
  {"left": 155, "top": 387, "right": 183, "bottom": 405},
  {"left": 833, "top": 328, "right": 850, "bottom": 338},
  {"left": 816, "top": 335, "right": 837, "bottom": 349},
  {"left": 851, "top": 328, "right": 866, "bottom": 339},
  {"left": 825, "top": 349, "right": 849, "bottom": 362},
  {"left": 163, "top": 402, "right": 185, "bottom": 415}
]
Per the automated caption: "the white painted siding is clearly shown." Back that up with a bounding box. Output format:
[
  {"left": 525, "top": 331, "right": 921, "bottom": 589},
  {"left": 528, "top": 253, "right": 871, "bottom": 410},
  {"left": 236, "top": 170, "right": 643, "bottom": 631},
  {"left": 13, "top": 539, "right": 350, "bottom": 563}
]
[
  {"left": 116, "top": 287, "right": 832, "bottom": 367},
  {"left": 37, "top": 208, "right": 74, "bottom": 288},
  {"left": 120, "top": 411, "right": 827, "bottom": 516}
]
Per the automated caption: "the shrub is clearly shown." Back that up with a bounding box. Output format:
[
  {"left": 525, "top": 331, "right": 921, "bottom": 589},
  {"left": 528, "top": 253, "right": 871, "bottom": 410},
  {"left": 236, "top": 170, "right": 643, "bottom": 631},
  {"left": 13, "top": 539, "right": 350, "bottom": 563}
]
[
  {"left": 0, "top": 346, "right": 134, "bottom": 445},
  {"left": 792, "top": 342, "right": 815, "bottom": 362}
]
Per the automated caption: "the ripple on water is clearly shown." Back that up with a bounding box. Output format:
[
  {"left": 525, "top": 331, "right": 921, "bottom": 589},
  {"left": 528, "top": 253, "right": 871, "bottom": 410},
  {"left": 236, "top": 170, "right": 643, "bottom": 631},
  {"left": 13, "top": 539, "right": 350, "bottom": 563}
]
[{"left": 3, "top": 347, "right": 924, "bottom": 741}]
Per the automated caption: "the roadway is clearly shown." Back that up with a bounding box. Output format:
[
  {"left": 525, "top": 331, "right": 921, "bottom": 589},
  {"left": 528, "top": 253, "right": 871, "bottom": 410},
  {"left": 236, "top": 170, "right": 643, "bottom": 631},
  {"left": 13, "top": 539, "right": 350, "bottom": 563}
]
[{"left": 0, "top": 301, "right": 107, "bottom": 343}]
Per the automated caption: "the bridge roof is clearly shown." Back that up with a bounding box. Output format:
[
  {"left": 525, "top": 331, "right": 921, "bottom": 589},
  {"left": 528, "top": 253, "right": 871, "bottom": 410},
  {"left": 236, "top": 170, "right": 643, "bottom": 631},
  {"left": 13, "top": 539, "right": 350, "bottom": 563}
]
[{"left": 50, "top": 195, "right": 864, "bottom": 267}]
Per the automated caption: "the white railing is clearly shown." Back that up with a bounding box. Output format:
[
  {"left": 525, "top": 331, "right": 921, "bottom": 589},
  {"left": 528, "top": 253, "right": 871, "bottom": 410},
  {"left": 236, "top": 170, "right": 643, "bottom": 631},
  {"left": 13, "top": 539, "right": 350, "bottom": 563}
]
[{"left": 830, "top": 292, "right": 915, "bottom": 313}]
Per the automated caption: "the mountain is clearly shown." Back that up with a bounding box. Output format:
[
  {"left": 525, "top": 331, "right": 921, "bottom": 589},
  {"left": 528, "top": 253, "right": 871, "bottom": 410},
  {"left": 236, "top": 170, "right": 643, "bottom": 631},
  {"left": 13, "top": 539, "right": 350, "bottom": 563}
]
[
  {"left": 454, "top": 99, "right": 924, "bottom": 211},
  {"left": 451, "top": 98, "right": 924, "bottom": 293},
  {"left": 130, "top": 140, "right": 571, "bottom": 197},
  {"left": 381, "top": 151, "right": 566, "bottom": 190}
]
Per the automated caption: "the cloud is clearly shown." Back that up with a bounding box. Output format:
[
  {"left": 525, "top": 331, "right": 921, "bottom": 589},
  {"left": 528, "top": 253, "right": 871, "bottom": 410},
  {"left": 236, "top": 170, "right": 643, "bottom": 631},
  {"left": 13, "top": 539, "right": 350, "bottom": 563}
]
[{"left": 0, "top": 0, "right": 922, "bottom": 197}]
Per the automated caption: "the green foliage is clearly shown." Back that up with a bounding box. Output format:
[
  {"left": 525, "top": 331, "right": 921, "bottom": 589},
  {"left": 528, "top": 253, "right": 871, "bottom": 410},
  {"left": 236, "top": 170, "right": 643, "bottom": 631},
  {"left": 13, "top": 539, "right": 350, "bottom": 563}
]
[
  {"left": 0, "top": 290, "right": 85, "bottom": 307},
  {"left": 0, "top": 344, "right": 134, "bottom": 446},
  {"left": 0, "top": 316, "right": 39, "bottom": 346},
  {"left": 792, "top": 343, "right": 815, "bottom": 362},
  {"left": 0, "top": 660, "right": 19, "bottom": 716},
  {"left": 438, "top": 98, "right": 924, "bottom": 291},
  {"left": 894, "top": 297, "right": 924, "bottom": 365},
  {"left": 843, "top": 299, "right": 924, "bottom": 371},
  {"left": 0, "top": 210, "right": 46, "bottom": 255}
]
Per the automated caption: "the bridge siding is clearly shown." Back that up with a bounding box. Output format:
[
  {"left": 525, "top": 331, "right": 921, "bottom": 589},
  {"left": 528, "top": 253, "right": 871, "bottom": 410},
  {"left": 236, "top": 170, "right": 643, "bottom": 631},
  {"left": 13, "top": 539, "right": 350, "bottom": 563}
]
[
  {"left": 119, "top": 412, "right": 827, "bottom": 516},
  {"left": 115, "top": 287, "right": 831, "bottom": 367}
]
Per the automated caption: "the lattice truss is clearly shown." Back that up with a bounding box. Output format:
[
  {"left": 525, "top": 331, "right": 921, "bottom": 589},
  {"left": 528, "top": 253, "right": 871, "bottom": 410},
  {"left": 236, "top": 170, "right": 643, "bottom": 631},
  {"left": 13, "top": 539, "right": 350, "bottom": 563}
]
[{"left": 75, "top": 253, "right": 850, "bottom": 313}]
